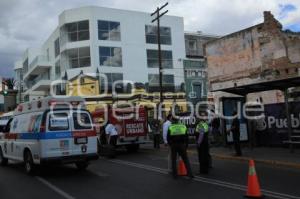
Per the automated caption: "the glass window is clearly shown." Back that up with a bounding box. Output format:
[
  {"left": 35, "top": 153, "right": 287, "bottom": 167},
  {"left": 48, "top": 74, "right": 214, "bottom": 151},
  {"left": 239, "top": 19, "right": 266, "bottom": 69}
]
[
  {"left": 98, "top": 20, "right": 121, "bottom": 41},
  {"left": 99, "top": 46, "right": 122, "bottom": 67},
  {"left": 68, "top": 47, "right": 91, "bottom": 68},
  {"left": 73, "top": 112, "right": 92, "bottom": 130},
  {"left": 146, "top": 49, "right": 173, "bottom": 68},
  {"left": 148, "top": 74, "right": 175, "bottom": 92},
  {"left": 55, "top": 60, "right": 61, "bottom": 78},
  {"left": 65, "top": 20, "right": 89, "bottom": 42},
  {"left": 48, "top": 112, "right": 69, "bottom": 131},
  {"left": 145, "top": 25, "right": 171, "bottom": 45},
  {"left": 54, "top": 38, "right": 60, "bottom": 57},
  {"left": 148, "top": 74, "right": 174, "bottom": 85},
  {"left": 100, "top": 73, "right": 123, "bottom": 93}
]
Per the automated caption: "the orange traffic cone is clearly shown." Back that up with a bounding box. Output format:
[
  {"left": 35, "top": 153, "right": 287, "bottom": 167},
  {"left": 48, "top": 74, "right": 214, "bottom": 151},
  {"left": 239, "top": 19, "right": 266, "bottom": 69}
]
[
  {"left": 178, "top": 159, "right": 187, "bottom": 176},
  {"left": 245, "top": 160, "right": 263, "bottom": 198}
]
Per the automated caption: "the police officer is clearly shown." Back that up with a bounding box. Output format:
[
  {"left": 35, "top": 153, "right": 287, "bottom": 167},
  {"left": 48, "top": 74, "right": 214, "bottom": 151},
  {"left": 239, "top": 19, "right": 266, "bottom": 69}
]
[
  {"left": 167, "top": 117, "right": 194, "bottom": 179},
  {"left": 196, "top": 117, "right": 210, "bottom": 174}
]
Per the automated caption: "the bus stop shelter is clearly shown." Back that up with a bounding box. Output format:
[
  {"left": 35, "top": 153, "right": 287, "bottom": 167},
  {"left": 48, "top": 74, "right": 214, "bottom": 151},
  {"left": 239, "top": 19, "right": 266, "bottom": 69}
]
[{"left": 212, "top": 76, "right": 300, "bottom": 152}]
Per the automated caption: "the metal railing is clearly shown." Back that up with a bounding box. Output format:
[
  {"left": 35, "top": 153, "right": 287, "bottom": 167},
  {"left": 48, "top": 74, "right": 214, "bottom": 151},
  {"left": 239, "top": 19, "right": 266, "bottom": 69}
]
[
  {"left": 186, "top": 49, "right": 204, "bottom": 57},
  {"left": 29, "top": 55, "right": 50, "bottom": 69},
  {"left": 27, "top": 72, "right": 50, "bottom": 89}
]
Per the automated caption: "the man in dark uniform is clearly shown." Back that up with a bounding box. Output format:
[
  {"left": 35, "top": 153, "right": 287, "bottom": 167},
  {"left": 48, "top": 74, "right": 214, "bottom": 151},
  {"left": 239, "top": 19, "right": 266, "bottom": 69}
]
[
  {"left": 229, "top": 111, "right": 242, "bottom": 156},
  {"left": 196, "top": 117, "right": 210, "bottom": 174},
  {"left": 167, "top": 117, "right": 194, "bottom": 179}
]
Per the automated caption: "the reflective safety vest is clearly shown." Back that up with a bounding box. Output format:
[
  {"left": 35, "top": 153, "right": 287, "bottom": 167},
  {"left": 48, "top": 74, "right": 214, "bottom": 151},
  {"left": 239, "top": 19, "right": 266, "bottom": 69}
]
[
  {"left": 169, "top": 124, "right": 187, "bottom": 136},
  {"left": 196, "top": 121, "right": 209, "bottom": 133}
]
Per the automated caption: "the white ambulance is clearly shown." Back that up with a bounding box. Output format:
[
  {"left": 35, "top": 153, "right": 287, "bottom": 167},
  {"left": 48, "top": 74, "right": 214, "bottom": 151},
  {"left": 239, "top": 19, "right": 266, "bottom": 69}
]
[{"left": 0, "top": 97, "right": 98, "bottom": 174}]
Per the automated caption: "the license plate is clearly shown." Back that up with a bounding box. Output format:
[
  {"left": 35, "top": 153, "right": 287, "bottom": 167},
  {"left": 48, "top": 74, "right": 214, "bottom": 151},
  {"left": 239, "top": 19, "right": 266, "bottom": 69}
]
[{"left": 75, "top": 137, "right": 87, "bottom": 144}]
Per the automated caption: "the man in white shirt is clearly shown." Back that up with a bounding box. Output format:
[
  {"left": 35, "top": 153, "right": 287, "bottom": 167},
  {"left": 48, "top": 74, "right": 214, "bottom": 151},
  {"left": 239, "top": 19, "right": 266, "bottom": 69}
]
[
  {"left": 163, "top": 114, "right": 172, "bottom": 145},
  {"left": 105, "top": 121, "right": 118, "bottom": 147},
  {"left": 163, "top": 114, "right": 172, "bottom": 172}
]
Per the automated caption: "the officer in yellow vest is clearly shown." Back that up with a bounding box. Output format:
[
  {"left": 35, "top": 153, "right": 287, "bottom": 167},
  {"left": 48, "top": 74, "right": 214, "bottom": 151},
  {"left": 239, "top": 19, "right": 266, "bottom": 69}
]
[
  {"left": 167, "top": 117, "right": 194, "bottom": 179},
  {"left": 196, "top": 117, "right": 210, "bottom": 174}
]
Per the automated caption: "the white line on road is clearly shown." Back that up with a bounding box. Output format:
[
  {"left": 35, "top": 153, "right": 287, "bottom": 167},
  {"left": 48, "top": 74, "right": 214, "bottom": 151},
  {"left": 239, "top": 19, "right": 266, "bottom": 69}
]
[
  {"left": 91, "top": 171, "right": 110, "bottom": 178},
  {"left": 36, "top": 177, "right": 76, "bottom": 199},
  {"left": 110, "top": 159, "right": 300, "bottom": 199}
]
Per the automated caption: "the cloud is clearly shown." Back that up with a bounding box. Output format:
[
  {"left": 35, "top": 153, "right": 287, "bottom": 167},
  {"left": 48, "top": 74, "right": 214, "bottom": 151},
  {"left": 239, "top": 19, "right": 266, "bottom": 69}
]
[{"left": 0, "top": 0, "right": 299, "bottom": 77}]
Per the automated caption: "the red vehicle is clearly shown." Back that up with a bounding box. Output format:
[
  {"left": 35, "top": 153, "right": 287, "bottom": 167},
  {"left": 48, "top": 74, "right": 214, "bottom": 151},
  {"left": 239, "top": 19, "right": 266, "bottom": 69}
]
[{"left": 91, "top": 106, "right": 150, "bottom": 152}]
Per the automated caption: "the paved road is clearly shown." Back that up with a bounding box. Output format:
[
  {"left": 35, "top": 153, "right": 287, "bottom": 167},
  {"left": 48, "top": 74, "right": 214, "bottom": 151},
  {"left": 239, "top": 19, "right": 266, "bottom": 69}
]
[{"left": 1, "top": 147, "right": 300, "bottom": 199}]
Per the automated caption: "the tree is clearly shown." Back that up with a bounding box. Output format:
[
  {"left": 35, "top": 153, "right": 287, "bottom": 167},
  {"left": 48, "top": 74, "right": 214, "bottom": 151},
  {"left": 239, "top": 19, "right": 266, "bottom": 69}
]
[{"left": 2, "top": 78, "right": 16, "bottom": 90}]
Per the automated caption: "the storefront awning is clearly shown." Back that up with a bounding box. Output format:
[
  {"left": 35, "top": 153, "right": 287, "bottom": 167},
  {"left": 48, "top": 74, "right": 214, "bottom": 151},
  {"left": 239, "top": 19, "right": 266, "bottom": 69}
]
[{"left": 213, "top": 77, "right": 300, "bottom": 96}]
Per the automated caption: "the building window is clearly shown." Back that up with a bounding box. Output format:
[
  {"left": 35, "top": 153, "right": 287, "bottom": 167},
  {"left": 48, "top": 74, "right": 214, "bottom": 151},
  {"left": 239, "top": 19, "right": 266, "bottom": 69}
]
[
  {"left": 147, "top": 49, "right": 173, "bottom": 68},
  {"left": 54, "top": 38, "right": 60, "bottom": 57},
  {"left": 100, "top": 73, "right": 123, "bottom": 93},
  {"left": 55, "top": 60, "right": 61, "bottom": 78},
  {"left": 68, "top": 47, "right": 90, "bottom": 68},
  {"left": 65, "top": 20, "right": 89, "bottom": 42},
  {"left": 187, "top": 39, "right": 197, "bottom": 51},
  {"left": 145, "top": 25, "right": 171, "bottom": 45},
  {"left": 98, "top": 20, "right": 121, "bottom": 41},
  {"left": 148, "top": 74, "right": 175, "bottom": 92},
  {"left": 99, "top": 46, "right": 122, "bottom": 67}
]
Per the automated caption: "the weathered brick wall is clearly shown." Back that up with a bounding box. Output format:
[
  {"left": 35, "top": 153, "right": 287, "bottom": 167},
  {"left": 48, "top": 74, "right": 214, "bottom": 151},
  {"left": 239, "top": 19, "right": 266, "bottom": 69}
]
[{"left": 206, "top": 11, "right": 300, "bottom": 91}]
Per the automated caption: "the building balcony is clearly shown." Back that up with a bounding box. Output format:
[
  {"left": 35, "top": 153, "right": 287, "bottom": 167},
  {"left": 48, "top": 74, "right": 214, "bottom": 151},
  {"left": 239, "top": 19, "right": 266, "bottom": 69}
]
[
  {"left": 186, "top": 49, "right": 204, "bottom": 58},
  {"left": 27, "top": 73, "right": 51, "bottom": 92},
  {"left": 23, "top": 55, "right": 52, "bottom": 80}
]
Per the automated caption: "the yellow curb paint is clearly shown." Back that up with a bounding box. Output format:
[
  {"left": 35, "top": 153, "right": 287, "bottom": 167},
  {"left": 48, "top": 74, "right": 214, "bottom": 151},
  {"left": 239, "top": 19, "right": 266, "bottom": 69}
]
[{"left": 186, "top": 150, "right": 300, "bottom": 169}]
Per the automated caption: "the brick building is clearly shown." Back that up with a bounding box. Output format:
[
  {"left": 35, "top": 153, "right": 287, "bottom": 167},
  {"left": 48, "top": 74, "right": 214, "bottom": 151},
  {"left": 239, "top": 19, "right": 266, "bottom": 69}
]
[{"left": 205, "top": 11, "right": 300, "bottom": 105}]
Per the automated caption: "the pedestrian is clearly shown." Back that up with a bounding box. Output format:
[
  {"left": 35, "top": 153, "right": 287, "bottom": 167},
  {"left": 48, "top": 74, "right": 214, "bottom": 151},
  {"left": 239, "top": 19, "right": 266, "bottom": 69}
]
[
  {"left": 163, "top": 114, "right": 172, "bottom": 172},
  {"left": 228, "top": 111, "right": 242, "bottom": 156},
  {"left": 167, "top": 117, "right": 194, "bottom": 179},
  {"left": 210, "top": 110, "right": 221, "bottom": 146},
  {"left": 152, "top": 119, "right": 161, "bottom": 149},
  {"left": 195, "top": 116, "right": 210, "bottom": 174},
  {"left": 105, "top": 121, "right": 118, "bottom": 147}
]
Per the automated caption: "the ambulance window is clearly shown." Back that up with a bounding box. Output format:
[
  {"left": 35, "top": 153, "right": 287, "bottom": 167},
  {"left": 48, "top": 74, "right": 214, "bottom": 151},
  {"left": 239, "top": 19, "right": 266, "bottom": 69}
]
[
  {"left": 49, "top": 113, "right": 69, "bottom": 131},
  {"left": 33, "top": 115, "right": 42, "bottom": 133},
  {"left": 73, "top": 112, "right": 92, "bottom": 130}
]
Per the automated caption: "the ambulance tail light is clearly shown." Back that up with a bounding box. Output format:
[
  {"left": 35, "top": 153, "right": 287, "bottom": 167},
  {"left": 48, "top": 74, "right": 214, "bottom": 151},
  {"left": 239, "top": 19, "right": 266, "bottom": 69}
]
[
  {"left": 48, "top": 99, "right": 58, "bottom": 106},
  {"left": 71, "top": 101, "right": 80, "bottom": 106},
  {"left": 40, "top": 117, "right": 46, "bottom": 133}
]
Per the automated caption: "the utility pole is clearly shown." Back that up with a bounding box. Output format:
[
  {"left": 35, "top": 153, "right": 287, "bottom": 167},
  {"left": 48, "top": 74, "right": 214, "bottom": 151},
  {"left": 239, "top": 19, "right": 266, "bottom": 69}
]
[{"left": 151, "top": 2, "right": 168, "bottom": 118}]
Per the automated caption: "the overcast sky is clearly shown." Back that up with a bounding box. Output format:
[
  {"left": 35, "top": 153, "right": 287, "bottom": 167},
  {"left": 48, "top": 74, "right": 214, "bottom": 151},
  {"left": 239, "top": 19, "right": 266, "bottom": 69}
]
[{"left": 0, "top": 0, "right": 299, "bottom": 77}]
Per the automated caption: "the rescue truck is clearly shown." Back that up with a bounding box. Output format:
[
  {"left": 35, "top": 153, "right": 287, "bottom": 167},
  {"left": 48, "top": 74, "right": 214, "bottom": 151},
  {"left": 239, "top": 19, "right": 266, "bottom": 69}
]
[
  {"left": 0, "top": 97, "right": 98, "bottom": 174},
  {"left": 91, "top": 106, "right": 150, "bottom": 153}
]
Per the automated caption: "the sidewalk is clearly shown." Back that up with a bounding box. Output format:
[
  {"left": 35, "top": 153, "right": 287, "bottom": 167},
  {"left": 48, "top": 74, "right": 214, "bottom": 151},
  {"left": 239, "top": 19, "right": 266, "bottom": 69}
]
[
  {"left": 141, "top": 143, "right": 300, "bottom": 169},
  {"left": 205, "top": 146, "right": 300, "bottom": 169}
]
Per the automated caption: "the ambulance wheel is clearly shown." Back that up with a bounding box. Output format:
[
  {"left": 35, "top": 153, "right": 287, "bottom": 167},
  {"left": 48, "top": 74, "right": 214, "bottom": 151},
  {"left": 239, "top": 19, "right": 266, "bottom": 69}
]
[
  {"left": 76, "top": 161, "right": 89, "bottom": 170},
  {"left": 24, "top": 150, "right": 36, "bottom": 175},
  {"left": 126, "top": 144, "right": 140, "bottom": 153},
  {"left": 0, "top": 147, "right": 8, "bottom": 166}
]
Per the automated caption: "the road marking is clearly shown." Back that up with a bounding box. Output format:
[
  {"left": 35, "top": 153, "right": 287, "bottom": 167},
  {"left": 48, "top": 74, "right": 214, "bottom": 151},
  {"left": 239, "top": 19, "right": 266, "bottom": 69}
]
[
  {"left": 110, "top": 159, "right": 300, "bottom": 199},
  {"left": 36, "top": 177, "right": 76, "bottom": 199},
  {"left": 91, "top": 171, "right": 110, "bottom": 178}
]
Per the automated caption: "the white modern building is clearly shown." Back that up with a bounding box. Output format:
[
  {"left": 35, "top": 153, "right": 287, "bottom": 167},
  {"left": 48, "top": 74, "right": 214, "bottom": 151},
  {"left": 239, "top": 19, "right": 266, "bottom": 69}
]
[{"left": 15, "top": 6, "right": 186, "bottom": 102}]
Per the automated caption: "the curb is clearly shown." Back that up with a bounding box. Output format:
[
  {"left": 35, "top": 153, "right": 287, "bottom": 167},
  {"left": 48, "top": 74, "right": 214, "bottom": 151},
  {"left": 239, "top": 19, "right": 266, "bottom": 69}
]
[
  {"left": 187, "top": 150, "right": 300, "bottom": 170},
  {"left": 141, "top": 147, "right": 300, "bottom": 170}
]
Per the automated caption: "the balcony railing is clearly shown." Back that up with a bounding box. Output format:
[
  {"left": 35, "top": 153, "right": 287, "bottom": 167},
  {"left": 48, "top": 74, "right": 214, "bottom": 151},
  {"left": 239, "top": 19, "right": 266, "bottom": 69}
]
[
  {"left": 186, "top": 49, "right": 204, "bottom": 57},
  {"left": 27, "top": 72, "right": 50, "bottom": 89},
  {"left": 29, "top": 55, "right": 50, "bottom": 69}
]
